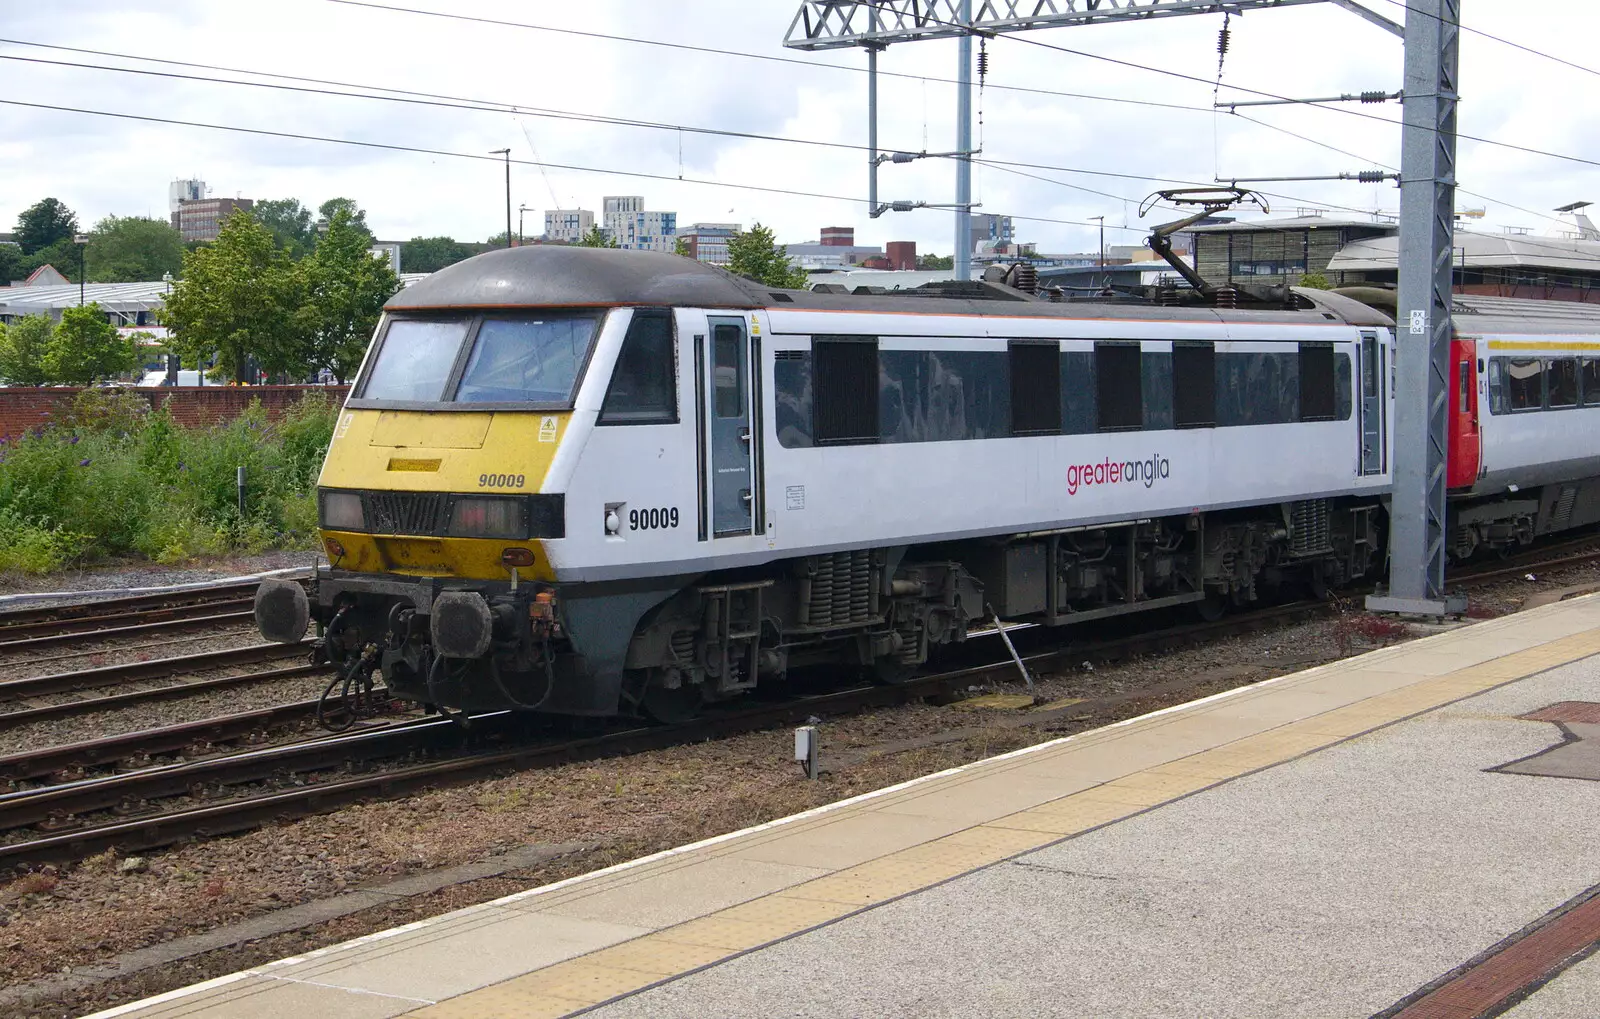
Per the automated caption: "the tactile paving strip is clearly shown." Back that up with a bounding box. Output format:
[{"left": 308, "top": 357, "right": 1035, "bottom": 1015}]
[{"left": 1519, "top": 700, "right": 1600, "bottom": 724}]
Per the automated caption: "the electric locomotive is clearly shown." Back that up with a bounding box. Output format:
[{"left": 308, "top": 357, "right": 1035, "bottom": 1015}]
[{"left": 253, "top": 244, "right": 1600, "bottom": 722}]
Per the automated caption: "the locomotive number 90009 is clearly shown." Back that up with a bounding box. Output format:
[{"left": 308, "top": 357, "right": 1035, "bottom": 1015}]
[{"left": 630, "top": 507, "right": 679, "bottom": 530}]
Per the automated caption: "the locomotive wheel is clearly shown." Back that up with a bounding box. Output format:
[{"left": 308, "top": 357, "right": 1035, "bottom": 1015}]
[
  {"left": 870, "top": 658, "right": 920, "bottom": 685},
  {"left": 640, "top": 677, "right": 705, "bottom": 724},
  {"left": 1194, "top": 594, "right": 1226, "bottom": 622}
]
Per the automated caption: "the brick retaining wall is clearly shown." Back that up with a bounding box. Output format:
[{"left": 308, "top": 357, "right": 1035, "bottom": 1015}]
[{"left": 0, "top": 386, "right": 350, "bottom": 440}]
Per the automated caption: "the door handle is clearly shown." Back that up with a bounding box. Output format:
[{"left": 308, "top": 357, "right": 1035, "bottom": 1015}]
[
  {"left": 740, "top": 489, "right": 753, "bottom": 506},
  {"left": 738, "top": 427, "right": 751, "bottom": 445}
]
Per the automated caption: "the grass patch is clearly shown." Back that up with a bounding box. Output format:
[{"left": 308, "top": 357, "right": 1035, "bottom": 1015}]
[{"left": 0, "top": 389, "right": 336, "bottom": 571}]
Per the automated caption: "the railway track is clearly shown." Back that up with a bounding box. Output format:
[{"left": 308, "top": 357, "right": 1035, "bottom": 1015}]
[
  {"left": 0, "top": 598, "right": 1328, "bottom": 868},
  {"left": 1, "top": 539, "right": 1595, "bottom": 868},
  {"left": 0, "top": 581, "right": 275, "bottom": 645}
]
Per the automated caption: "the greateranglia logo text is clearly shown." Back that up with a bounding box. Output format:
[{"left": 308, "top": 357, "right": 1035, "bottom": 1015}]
[{"left": 1066, "top": 454, "right": 1171, "bottom": 496}]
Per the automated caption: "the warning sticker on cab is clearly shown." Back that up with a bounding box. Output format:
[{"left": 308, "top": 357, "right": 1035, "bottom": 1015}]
[{"left": 538, "top": 416, "right": 558, "bottom": 443}]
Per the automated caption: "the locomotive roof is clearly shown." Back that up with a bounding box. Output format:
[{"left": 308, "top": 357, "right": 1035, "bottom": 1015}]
[{"left": 386, "top": 245, "right": 1394, "bottom": 328}]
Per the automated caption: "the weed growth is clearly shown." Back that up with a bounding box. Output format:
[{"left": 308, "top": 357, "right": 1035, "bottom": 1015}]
[{"left": 0, "top": 390, "right": 336, "bottom": 572}]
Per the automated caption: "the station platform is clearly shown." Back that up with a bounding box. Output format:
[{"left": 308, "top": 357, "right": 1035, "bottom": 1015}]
[{"left": 92, "top": 594, "right": 1600, "bottom": 1019}]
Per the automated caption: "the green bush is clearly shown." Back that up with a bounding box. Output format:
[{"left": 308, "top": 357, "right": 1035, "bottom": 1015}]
[{"left": 0, "top": 393, "right": 338, "bottom": 572}]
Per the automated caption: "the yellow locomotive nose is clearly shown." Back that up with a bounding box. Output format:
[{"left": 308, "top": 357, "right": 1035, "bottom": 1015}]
[{"left": 315, "top": 409, "right": 566, "bottom": 582}]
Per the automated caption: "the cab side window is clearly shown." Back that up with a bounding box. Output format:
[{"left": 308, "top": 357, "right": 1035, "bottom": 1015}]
[{"left": 600, "top": 309, "right": 677, "bottom": 424}]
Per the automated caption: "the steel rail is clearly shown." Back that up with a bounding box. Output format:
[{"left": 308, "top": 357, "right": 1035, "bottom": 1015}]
[
  {"left": 0, "top": 582, "right": 264, "bottom": 631},
  {"left": 0, "top": 642, "right": 312, "bottom": 704},
  {"left": 0, "top": 663, "right": 328, "bottom": 731},
  {"left": 0, "top": 713, "right": 462, "bottom": 832},
  {"left": 0, "top": 690, "right": 394, "bottom": 781},
  {"left": 0, "top": 607, "right": 256, "bottom": 652}
]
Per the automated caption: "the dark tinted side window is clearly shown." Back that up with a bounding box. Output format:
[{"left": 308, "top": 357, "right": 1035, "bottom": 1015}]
[
  {"left": 1215, "top": 353, "right": 1299, "bottom": 426},
  {"left": 1505, "top": 357, "right": 1542, "bottom": 410},
  {"left": 1172, "top": 342, "right": 1215, "bottom": 428},
  {"left": 1096, "top": 343, "right": 1142, "bottom": 431},
  {"left": 1061, "top": 350, "right": 1096, "bottom": 434},
  {"left": 814, "top": 337, "right": 879, "bottom": 445},
  {"left": 1583, "top": 358, "right": 1600, "bottom": 406},
  {"left": 1299, "top": 343, "right": 1336, "bottom": 422},
  {"left": 1487, "top": 358, "right": 1507, "bottom": 415},
  {"left": 1010, "top": 342, "right": 1062, "bottom": 436},
  {"left": 774, "top": 351, "right": 812, "bottom": 447},
  {"left": 599, "top": 309, "right": 676, "bottom": 424},
  {"left": 1141, "top": 351, "right": 1173, "bottom": 430},
  {"left": 1546, "top": 357, "right": 1579, "bottom": 408}
]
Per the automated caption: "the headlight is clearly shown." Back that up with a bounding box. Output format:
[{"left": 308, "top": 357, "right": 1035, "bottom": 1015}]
[
  {"left": 447, "top": 496, "right": 525, "bottom": 538},
  {"left": 319, "top": 490, "right": 365, "bottom": 530}
]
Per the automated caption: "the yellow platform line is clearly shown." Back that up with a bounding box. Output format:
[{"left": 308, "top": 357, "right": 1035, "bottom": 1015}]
[{"left": 401, "top": 625, "right": 1600, "bottom": 1019}]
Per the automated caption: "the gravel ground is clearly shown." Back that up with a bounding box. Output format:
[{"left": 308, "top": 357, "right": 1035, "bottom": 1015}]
[
  {"left": 4, "top": 555, "right": 1600, "bottom": 1018},
  {"left": 0, "top": 551, "right": 319, "bottom": 603}
]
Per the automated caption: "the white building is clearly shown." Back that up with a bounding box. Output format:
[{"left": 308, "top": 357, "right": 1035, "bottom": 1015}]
[
  {"left": 544, "top": 209, "right": 594, "bottom": 244},
  {"left": 677, "top": 223, "right": 740, "bottom": 264},
  {"left": 168, "top": 179, "right": 206, "bottom": 213},
  {"left": 602, "top": 196, "right": 677, "bottom": 252}
]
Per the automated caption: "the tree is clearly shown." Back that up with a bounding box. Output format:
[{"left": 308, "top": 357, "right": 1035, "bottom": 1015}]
[
  {"left": 318, "top": 198, "right": 372, "bottom": 245},
  {"left": 0, "top": 314, "right": 53, "bottom": 385},
  {"left": 576, "top": 225, "right": 618, "bottom": 248},
  {"left": 162, "top": 210, "right": 299, "bottom": 383},
  {"left": 15, "top": 198, "right": 77, "bottom": 255},
  {"left": 42, "top": 304, "right": 137, "bottom": 384},
  {"left": 725, "top": 222, "right": 808, "bottom": 289},
  {"left": 916, "top": 253, "right": 955, "bottom": 270},
  {"left": 293, "top": 208, "right": 400, "bottom": 383},
  {"left": 673, "top": 237, "right": 692, "bottom": 258},
  {"left": 20, "top": 236, "right": 81, "bottom": 282},
  {"left": 402, "top": 236, "right": 482, "bottom": 273},
  {"left": 255, "top": 198, "right": 317, "bottom": 258},
  {"left": 86, "top": 216, "right": 184, "bottom": 282},
  {"left": 1297, "top": 271, "right": 1332, "bottom": 290},
  {"left": 0, "top": 243, "right": 23, "bottom": 284}
]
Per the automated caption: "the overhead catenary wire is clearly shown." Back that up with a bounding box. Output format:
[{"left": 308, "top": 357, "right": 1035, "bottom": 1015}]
[
  {"left": 6, "top": 14, "right": 1587, "bottom": 248},
  {"left": 1367, "top": 0, "right": 1600, "bottom": 80},
  {"left": 0, "top": 39, "right": 1388, "bottom": 232},
  {"left": 0, "top": 97, "right": 1152, "bottom": 236}
]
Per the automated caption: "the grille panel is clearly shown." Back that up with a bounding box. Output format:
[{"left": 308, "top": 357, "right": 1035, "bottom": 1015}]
[{"left": 366, "top": 492, "right": 446, "bottom": 535}]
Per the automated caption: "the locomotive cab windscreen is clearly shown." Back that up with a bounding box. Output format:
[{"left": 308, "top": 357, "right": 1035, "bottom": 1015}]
[{"left": 357, "top": 311, "right": 603, "bottom": 406}]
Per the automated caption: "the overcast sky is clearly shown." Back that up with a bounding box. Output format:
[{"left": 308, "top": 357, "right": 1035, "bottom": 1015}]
[{"left": 3, "top": 1, "right": 1598, "bottom": 257}]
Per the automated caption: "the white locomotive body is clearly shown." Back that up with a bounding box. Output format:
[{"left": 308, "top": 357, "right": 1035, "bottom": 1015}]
[{"left": 252, "top": 248, "right": 1600, "bottom": 719}]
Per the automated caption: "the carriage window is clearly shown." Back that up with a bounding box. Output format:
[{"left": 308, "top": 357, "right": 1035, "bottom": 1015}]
[
  {"left": 1010, "top": 342, "right": 1062, "bottom": 436},
  {"left": 1172, "top": 342, "right": 1215, "bottom": 428},
  {"left": 1095, "top": 343, "right": 1142, "bottom": 431},
  {"left": 1299, "top": 343, "right": 1336, "bottom": 422},
  {"left": 1505, "top": 357, "right": 1543, "bottom": 411},
  {"left": 1142, "top": 351, "right": 1173, "bottom": 430},
  {"left": 1361, "top": 335, "right": 1379, "bottom": 399},
  {"left": 813, "top": 337, "right": 879, "bottom": 444},
  {"left": 600, "top": 309, "right": 676, "bottom": 424},
  {"left": 1061, "top": 350, "right": 1096, "bottom": 434},
  {"left": 1545, "top": 357, "right": 1579, "bottom": 408},
  {"left": 1487, "top": 358, "right": 1507, "bottom": 415},
  {"left": 1459, "top": 361, "right": 1471, "bottom": 414},
  {"left": 360, "top": 318, "right": 469, "bottom": 402},
  {"left": 1583, "top": 359, "right": 1600, "bottom": 406},
  {"left": 456, "top": 314, "right": 600, "bottom": 404},
  {"left": 711, "top": 325, "right": 743, "bottom": 418}
]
